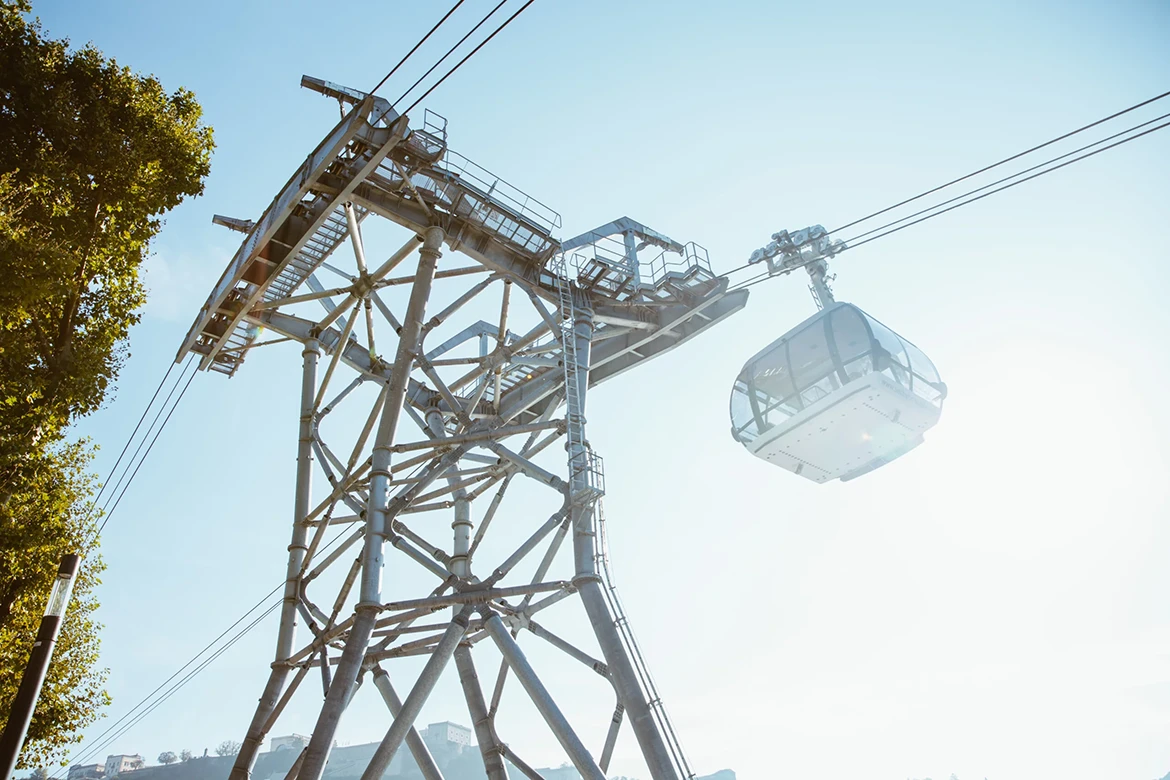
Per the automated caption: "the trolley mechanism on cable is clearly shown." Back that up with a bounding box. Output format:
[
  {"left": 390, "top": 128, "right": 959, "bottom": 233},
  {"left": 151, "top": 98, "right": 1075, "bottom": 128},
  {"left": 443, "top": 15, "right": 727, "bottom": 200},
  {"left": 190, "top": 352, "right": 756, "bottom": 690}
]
[{"left": 729, "top": 226, "right": 947, "bottom": 483}]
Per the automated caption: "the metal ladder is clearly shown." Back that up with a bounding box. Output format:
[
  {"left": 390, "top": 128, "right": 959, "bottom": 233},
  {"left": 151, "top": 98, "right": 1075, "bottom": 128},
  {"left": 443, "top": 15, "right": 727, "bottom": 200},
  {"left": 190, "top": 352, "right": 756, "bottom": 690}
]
[
  {"left": 552, "top": 256, "right": 603, "bottom": 505},
  {"left": 553, "top": 256, "right": 689, "bottom": 776},
  {"left": 594, "top": 499, "right": 695, "bottom": 779}
]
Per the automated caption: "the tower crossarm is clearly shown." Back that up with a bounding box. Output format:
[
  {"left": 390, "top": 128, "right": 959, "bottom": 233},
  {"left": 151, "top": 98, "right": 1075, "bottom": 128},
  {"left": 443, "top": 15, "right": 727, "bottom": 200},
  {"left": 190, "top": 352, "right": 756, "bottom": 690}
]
[
  {"left": 178, "top": 96, "right": 409, "bottom": 374},
  {"left": 179, "top": 77, "right": 749, "bottom": 391},
  {"left": 299, "top": 74, "right": 396, "bottom": 124},
  {"left": 495, "top": 278, "right": 747, "bottom": 423},
  {"left": 560, "top": 217, "right": 684, "bottom": 255}
]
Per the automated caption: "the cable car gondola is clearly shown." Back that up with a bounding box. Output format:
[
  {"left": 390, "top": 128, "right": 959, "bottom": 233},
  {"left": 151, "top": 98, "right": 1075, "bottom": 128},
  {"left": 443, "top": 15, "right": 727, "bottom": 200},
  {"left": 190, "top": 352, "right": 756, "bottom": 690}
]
[{"left": 729, "top": 297, "right": 946, "bottom": 483}]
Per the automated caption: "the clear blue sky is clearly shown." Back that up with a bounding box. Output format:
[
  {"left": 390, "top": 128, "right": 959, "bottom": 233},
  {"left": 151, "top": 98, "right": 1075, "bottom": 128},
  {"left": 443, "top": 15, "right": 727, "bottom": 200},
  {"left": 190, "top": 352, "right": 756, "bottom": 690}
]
[{"left": 28, "top": 0, "right": 1170, "bottom": 778}]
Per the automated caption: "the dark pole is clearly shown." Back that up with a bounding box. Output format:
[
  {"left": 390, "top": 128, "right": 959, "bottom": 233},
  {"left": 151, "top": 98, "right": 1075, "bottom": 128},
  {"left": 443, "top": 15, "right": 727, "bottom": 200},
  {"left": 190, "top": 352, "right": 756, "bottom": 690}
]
[{"left": 0, "top": 555, "right": 82, "bottom": 780}]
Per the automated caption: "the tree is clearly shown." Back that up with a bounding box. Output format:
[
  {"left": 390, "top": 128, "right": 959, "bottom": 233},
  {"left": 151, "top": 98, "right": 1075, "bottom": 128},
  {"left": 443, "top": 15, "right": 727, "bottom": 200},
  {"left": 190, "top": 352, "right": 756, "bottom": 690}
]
[
  {"left": 157, "top": 753, "right": 176, "bottom": 766},
  {"left": 214, "top": 741, "right": 241, "bottom": 758},
  {"left": 0, "top": 442, "right": 108, "bottom": 767},
  {"left": 0, "top": 1, "right": 213, "bottom": 768},
  {"left": 178, "top": 751, "right": 193, "bottom": 763},
  {"left": 0, "top": 0, "right": 212, "bottom": 470}
]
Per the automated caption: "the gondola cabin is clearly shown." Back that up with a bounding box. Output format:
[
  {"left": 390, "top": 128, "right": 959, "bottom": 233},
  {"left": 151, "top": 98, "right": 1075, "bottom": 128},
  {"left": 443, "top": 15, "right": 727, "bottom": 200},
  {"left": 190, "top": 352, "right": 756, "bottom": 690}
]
[{"left": 729, "top": 302, "right": 945, "bottom": 483}]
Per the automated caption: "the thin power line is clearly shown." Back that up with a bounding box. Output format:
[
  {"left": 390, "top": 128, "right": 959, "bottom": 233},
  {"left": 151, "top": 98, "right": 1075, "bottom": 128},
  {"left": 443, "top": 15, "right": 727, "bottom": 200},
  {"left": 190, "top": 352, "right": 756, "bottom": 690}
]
[
  {"left": 728, "top": 115, "right": 1170, "bottom": 293},
  {"left": 71, "top": 584, "right": 284, "bottom": 766},
  {"left": 828, "top": 88, "right": 1170, "bottom": 234},
  {"left": 841, "top": 117, "right": 1170, "bottom": 251},
  {"left": 839, "top": 110, "right": 1170, "bottom": 245},
  {"left": 402, "top": 0, "right": 539, "bottom": 117},
  {"left": 92, "top": 361, "right": 178, "bottom": 506},
  {"left": 367, "top": 0, "right": 468, "bottom": 96},
  {"left": 73, "top": 514, "right": 368, "bottom": 763},
  {"left": 393, "top": 0, "right": 510, "bottom": 110},
  {"left": 99, "top": 357, "right": 192, "bottom": 515},
  {"left": 98, "top": 362, "right": 198, "bottom": 534},
  {"left": 76, "top": 602, "right": 282, "bottom": 766}
]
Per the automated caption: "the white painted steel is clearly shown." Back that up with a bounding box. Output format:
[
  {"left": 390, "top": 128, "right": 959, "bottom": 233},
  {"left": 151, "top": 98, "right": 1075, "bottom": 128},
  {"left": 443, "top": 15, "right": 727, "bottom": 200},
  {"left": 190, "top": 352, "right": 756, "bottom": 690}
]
[
  {"left": 746, "top": 372, "right": 941, "bottom": 483},
  {"left": 182, "top": 76, "right": 753, "bottom": 780}
]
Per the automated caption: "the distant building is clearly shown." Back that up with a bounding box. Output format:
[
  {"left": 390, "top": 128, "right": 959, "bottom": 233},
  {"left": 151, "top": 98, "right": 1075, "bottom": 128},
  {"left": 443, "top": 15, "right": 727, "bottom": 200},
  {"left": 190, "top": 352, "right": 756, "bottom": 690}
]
[
  {"left": 67, "top": 764, "right": 106, "bottom": 780},
  {"left": 268, "top": 735, "right": 310, "bottom": 752},
  {"left": 537, "top": 768, "right": 580, "bottom": 780},
  {"left": 80, "top": 725, "right": 734, "bottom": 780},
  {"left": 104, "top": 755, "right": 144, "bottom": 776},
  {"left": 420, "top": 722, "right": 471, "bottom": 754}
]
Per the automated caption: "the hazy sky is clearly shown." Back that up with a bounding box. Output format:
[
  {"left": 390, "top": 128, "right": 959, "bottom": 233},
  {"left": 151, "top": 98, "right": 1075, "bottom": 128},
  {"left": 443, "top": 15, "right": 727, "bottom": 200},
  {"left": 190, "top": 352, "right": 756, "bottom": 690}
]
[{"left": 29, "top": 1, "right": 1170, "bottom": 778}]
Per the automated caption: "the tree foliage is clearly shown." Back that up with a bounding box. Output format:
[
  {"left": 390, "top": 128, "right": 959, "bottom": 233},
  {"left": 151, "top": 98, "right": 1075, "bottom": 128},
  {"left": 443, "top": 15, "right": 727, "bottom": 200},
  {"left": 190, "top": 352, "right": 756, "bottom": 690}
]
[
  {"left": 215, "top": 741, "right": 241, "bottom": 758},
  {"left": 0, "top": 0, "right": 212, "bottom": 469},
  {"left": 0, "top": 442, "right": 108, "bottom": 767},
  {"left": 157, "top": 753, "right": 176, "bottom": 765},
  {"left": 178, "top": 751, "right": 193, "bottom": 763},
  {"left": 0, "top": 0, "right": 213, "bottom": 768}
]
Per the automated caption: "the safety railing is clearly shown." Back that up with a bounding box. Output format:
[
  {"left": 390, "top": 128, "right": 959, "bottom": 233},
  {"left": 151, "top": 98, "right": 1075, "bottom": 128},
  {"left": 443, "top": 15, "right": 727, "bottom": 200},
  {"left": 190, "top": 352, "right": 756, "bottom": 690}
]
[
  {"left": 645, "top": 242, "right": 713, "bottom": 286},
  {"left": 438, "top": 150, "right": 561, "bottom": 235},
  {"left": 593, "top": 499, "right": 694, "bottom": 779},
  {"left": 403, "top": 109, "right": 448, "bottom": 162}
]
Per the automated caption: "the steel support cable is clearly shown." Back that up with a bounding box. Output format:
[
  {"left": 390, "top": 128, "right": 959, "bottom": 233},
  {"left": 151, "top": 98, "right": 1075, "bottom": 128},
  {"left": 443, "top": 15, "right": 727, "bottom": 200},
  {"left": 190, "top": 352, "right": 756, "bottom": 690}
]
[
  {"left": 70, "top": 584, "right": 282, "bottom": 766},
  {"left": 367, "top": 0, "right": 468, "bottom": 96},
  {"left": 392, "top": 0, "right": 510, "bottom": 110},
  {"left": 83, "top": 453, "right": 441, "bottom": 763},
  {"left": 73, "top": 602, "right": 282, "bottom": 767},
  {"left": 827, "top": 88, "right": 1170, "bottom": 234},
  {"left": 98, "top": 361, "right": 199, "bottom": 534},
  {"left": 839, "top": 117, "right": 1170, "bottom": 251},
  {"left": 838, "top": 110, "right": 1170, "bottom": 245},
  {"left": 727, "top": 117, "right": 1170, "bottom": 294},
  {"left": 72, "top": 521, "right": 359, "bottom": 764},
  {"left": 74, "top": 443, "right": 442, "bottom": 757},
  {"left": 98, "top": 356, "right": 193, "bottom": 516},
  {"left": 91, "top": 359, "right": 179, "bottom": 506},
  {"left": 401, "top": 0, "right": 540, "bottom": 117},
  {"left": 717, "top": 91, "right": 1170, "bottom": 283}
]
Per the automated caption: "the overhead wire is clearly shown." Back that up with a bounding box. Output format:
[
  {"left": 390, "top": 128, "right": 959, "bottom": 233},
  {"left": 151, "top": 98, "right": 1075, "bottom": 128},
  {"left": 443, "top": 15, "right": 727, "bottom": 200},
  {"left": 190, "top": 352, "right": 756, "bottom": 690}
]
[
  {"left": 402, "top": 0, "right": 539, "bottom": 117},
  {"left": 367, "top": 0, "right": 468, "bottom": 96},
  {"left": 98, "top": 358, "right": 191, "bottom": 516},
  {"left": 727, "top": 114, "right": 1170, "bottom": 294},
  {"left": 77, "top": 447, "right": 442, "bottom": 759},
  {"left": 827, "top": 88, "right": 1170, "bottom": 234},
  {"left": 84, "top": 602, "right": 282, "bottom": 761},
  {"left": 71, "top": 594, "right": 282, "bottom": 766},
  {"left": 838, "top": 110, "right": 1170, "bottom": 246},
  {"left": 98, "top": 359, "right": 198, "bottom": 534},
  {"left": 72, "top": 510, "right": 369, "bottom": 764},
  {"left": 392, "top": 0, "right": 510, "bottom": 110},
  {"left": 722, "top": 93, "right": 1170, "bottom": 289},
  {"left": 839, "top": 116, "right": 1170, "bottom": 252},
  {"left": 91, "top": 360, "right": 178, "bottom": 507}
]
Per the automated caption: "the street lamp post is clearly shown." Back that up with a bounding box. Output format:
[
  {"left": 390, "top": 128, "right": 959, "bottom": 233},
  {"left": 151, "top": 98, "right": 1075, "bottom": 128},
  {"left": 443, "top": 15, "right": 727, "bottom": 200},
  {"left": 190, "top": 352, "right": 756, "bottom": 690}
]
[{"left": 0, "top": 555, "right": 82, "bottom": 780}]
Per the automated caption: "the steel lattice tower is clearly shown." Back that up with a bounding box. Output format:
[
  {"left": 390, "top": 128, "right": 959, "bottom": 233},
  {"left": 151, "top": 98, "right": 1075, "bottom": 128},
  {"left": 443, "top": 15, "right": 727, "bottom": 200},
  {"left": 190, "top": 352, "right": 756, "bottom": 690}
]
[{"left": 178, "top": 77, "right": 748, "bottom": 780}]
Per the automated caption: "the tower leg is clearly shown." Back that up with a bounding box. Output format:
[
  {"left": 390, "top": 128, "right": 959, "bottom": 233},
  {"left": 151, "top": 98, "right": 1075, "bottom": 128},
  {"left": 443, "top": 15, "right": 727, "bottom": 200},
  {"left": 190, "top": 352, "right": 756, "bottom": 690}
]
[
  {"left": 454, "top": 644, "right": 509, "bottom": 780},
  {"left": 567, "top": 311, "right": 679, "bottom": 780},
  {"left": 370, "top": 666, "right": 445, "bottom": 780},
  {"left": 231, "top": 339, "right": 320, "bottom": 780},
  {"left": 482, "top": 612, "right": 605, "bottom": 780},
  {"left": 299, "top": 227, "right": 445, "bottom": 780},
  {"left": 360, "top": 610, "right": 471, "bottom": 780}
]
